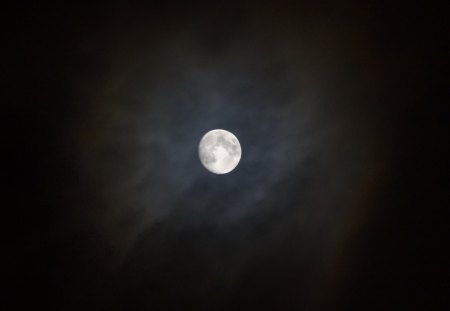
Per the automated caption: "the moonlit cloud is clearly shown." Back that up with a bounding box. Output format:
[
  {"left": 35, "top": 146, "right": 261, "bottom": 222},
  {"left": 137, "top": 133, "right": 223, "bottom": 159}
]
[{"left": 9, "top": 2, "right": 442, "bottom": 310}]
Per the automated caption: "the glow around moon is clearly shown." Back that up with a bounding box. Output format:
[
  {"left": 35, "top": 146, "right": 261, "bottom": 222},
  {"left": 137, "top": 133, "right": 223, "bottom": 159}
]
[{"left": 199, "top": 129, "right": 241, "bottom": 174}]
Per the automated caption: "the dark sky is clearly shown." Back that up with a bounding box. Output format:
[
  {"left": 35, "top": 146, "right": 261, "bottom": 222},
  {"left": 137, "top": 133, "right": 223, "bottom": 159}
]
[{"left": 6, "top": 1, "right": 448, "bottom": 310}]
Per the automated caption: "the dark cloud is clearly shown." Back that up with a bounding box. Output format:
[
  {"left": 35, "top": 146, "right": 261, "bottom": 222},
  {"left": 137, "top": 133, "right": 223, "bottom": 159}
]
[{"left": 6, "top": 1, "right": 447, "bottom": 310}]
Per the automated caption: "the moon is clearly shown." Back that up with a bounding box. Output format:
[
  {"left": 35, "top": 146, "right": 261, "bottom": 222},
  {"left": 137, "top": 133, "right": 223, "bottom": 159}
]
[{"left": 199, "top": 129, "right": 242, "bottom": 174}]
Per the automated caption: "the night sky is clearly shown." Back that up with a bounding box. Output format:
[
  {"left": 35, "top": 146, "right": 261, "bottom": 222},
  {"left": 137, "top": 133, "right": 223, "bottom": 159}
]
[{"left": 6, "top": 1, "right": 448, "bottom": 310}]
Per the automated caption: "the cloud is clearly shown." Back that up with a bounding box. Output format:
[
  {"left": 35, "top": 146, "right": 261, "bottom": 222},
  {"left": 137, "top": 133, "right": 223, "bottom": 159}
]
[{"left": 67, "top": 6, "right": 386, "bottom": 309}]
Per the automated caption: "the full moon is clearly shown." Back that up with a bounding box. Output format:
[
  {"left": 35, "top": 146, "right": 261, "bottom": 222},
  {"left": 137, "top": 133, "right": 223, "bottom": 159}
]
[{"left": 199, "top": 129, "right": 242, "bottom": 174}]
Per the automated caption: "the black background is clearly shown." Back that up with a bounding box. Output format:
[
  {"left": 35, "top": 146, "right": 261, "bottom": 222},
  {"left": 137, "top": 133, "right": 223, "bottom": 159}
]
[{"left": 5, "top": 1, "right": 449, "bottom": 310}]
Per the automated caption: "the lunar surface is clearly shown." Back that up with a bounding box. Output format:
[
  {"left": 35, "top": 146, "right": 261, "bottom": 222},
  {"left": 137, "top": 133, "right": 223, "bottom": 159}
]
[{"left": 199, "top": 129, "right": 241, "bottom": 174}]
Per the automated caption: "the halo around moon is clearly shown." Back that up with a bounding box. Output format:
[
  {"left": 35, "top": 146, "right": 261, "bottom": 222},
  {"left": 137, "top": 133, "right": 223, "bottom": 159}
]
[{"left": 199, "top": 129, "right": 242, "bottom": 174}]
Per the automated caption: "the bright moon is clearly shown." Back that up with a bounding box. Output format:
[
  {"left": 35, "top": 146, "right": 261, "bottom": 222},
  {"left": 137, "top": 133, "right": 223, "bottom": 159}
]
[{"left": 199, "top": 129, "right": 242, "bottom": 174}]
